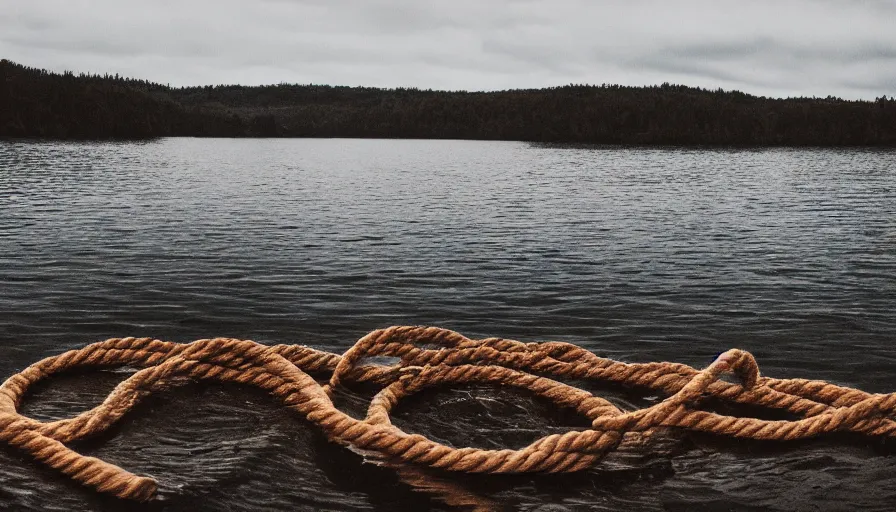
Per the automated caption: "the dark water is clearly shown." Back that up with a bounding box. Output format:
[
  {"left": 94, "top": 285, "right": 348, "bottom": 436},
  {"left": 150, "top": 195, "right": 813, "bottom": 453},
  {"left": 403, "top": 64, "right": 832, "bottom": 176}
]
[{"left": 1, "top": 138, "right": 895, "bottom": 511}]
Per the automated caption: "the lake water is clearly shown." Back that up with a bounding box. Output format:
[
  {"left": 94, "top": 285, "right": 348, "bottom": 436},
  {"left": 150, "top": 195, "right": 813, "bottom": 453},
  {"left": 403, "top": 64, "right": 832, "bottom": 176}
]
[{"left": 1, "top": 138, "right": 895, "bottom": 511}]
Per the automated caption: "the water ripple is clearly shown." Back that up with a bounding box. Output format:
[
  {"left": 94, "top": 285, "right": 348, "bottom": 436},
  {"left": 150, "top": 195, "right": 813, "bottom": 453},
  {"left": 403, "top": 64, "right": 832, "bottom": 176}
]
[{"left": 1, "top": 139, "right": 895, "bottom": 510}]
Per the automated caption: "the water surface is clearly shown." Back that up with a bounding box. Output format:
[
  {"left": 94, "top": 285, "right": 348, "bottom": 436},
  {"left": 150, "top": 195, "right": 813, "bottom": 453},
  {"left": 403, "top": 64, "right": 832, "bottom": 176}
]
[{"left": 1, "top": 139, "right": 895, "bottom": 510}]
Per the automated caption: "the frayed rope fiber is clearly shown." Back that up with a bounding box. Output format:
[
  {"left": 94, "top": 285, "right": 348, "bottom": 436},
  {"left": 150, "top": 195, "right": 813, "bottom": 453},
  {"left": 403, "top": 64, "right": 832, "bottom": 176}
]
[{"left": 1, "top": 326, "right": 894, "bottom": 500}]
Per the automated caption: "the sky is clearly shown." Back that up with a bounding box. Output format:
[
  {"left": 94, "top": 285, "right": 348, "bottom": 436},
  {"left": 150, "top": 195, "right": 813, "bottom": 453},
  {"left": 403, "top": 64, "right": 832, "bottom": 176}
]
[{"left": 2, "top": 0, "right": 895, "bottom": 99}]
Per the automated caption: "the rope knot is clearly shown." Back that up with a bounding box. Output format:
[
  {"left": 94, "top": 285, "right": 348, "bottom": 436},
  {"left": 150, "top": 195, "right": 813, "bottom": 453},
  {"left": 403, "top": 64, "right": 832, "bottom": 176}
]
[{"left": 713, "top": 349, "right": 759, "bottom": 389}]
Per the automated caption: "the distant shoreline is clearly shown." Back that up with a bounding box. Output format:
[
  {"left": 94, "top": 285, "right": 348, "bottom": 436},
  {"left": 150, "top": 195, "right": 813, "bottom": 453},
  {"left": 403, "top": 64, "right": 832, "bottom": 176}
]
[
  {"left": 5, "top": 137, "right": 896, "bottom": 152},
  {"left": 3, "top": 59, "right": 896, "bottom": 146}
]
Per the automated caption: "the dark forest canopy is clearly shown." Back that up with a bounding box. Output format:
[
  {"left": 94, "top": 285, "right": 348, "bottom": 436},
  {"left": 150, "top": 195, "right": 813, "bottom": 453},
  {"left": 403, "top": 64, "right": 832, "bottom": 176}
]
[{"left": 2, "top": 59, "right": 896, "bottom": 145}]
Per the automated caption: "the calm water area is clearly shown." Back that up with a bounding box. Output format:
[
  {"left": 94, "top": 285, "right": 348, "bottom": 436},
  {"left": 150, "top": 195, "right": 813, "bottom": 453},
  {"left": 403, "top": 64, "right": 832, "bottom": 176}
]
[{"left": 1, "top": 138, "right": 895, "bottom": 510}]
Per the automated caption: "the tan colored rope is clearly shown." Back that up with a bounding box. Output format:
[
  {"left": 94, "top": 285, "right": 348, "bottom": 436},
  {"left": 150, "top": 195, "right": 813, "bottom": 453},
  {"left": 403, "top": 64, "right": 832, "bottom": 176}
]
[{"left": 1, "top": 326, "right": 894, "bottom": 501}]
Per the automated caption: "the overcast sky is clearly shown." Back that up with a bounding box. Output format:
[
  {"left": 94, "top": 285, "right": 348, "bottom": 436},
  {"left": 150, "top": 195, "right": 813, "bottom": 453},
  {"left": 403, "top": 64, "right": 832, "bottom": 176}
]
[{"left": 2, "top": 0, "right": 895, "bottom": 99}]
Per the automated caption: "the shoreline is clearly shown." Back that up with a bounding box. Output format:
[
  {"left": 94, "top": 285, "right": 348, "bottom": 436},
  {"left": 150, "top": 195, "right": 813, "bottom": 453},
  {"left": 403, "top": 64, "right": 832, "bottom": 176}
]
[{"left": 4, "top": 58, "right": 896, "bottom": 145}]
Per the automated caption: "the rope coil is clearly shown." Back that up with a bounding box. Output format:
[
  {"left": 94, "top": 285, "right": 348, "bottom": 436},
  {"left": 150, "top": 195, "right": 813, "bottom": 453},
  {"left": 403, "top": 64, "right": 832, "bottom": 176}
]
[{"left": 0, "top": 326, "right": 893, "bottom": 501}]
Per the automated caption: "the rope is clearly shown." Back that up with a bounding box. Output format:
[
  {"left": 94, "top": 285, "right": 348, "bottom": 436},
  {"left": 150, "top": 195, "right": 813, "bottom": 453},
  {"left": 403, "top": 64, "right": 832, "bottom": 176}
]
[{"left": 1, "top": 326, "right": 894, "bottom": 501}]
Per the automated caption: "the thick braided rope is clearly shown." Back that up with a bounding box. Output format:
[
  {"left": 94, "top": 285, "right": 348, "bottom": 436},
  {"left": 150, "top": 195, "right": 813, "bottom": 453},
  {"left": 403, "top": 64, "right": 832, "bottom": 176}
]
[{"left": 1, "top": 326, "right": 894, "bottom": 501}]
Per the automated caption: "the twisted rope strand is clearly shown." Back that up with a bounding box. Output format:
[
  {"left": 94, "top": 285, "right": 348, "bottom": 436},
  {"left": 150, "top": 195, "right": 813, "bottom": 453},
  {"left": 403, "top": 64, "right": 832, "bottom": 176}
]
[{"left": 0, "top": 326, "right": 893, "bottom": 501}]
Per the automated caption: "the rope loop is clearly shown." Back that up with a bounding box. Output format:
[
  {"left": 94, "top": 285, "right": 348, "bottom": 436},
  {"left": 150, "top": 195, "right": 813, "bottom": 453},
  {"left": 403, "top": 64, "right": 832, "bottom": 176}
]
[{"left": 1, "top": 326, "right": 893, "bottom": 501}]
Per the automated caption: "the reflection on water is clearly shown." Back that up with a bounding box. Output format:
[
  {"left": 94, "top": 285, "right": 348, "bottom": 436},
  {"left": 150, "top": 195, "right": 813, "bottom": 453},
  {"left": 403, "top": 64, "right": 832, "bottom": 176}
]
[{"left": 1, "top": 139, "right": 895, "bottom": 510}]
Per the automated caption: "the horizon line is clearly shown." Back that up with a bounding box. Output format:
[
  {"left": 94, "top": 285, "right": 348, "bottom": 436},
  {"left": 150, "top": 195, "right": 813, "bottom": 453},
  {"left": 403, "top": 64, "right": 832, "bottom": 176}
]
[{"left": 3, "top": 57, "right": 893, "bottom": 104}]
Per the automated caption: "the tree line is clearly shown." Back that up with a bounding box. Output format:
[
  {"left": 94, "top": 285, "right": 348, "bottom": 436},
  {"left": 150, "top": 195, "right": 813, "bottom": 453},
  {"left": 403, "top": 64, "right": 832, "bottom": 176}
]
[{"left": 2, "top": 59, "right": 895, "bottom": 145}]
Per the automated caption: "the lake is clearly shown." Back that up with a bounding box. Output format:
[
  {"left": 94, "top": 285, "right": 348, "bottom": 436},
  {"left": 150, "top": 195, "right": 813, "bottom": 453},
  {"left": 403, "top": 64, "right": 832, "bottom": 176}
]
[{"left": 1, "top": 138, "right": 895, "bottom": 510}]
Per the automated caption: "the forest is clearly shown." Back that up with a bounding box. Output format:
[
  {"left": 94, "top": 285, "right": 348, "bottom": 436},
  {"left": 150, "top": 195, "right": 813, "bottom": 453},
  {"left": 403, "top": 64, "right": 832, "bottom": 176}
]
[{"left": 2, "top": 59, "right": 896, "bottom": 145}]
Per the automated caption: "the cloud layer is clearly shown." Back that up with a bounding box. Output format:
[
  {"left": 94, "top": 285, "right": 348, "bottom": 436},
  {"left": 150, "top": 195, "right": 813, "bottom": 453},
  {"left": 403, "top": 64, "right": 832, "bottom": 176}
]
[{"left": 2, "top": 0, "right": 895, "bottom": 99}]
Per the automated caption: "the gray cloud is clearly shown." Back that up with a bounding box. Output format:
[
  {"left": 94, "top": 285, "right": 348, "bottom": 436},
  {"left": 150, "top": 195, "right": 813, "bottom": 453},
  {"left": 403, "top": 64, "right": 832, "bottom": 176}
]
[{"left": 2, "top": 0, "right": 895, "bottom": 99}]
